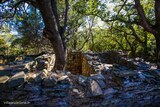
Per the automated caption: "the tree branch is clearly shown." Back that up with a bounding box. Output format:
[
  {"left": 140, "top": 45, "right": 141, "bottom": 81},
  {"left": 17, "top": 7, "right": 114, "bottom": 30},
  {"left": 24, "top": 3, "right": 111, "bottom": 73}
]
[
  {"left": 0, "top": 0, "right": 27, "bottom": 20},
  {"left": 117, "top": 0, "right": 127, "bottom": 15},
  {"left": 155, "top": 0, "right": 160, "bottom": 26},
  {"left": 129, "top": 25, "right": 144, "bottom": 44},
  {"left": 63, "top": 0, "right": 69, "bottom": 33},
  {"left": 134, "top": 0, "right": 157, "bottom": 34},
  {"left": 51, "top": 0, "right": 60, "bottom": 32}
]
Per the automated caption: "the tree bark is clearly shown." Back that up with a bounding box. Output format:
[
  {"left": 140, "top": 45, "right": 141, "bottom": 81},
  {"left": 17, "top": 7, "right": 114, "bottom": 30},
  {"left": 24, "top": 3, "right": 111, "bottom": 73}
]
[
  {"left": 155, "top": 35, "right": 160, "bottom": 68},
  {"left": 37, "top": 0, "right": 65, "bottom": 70}
]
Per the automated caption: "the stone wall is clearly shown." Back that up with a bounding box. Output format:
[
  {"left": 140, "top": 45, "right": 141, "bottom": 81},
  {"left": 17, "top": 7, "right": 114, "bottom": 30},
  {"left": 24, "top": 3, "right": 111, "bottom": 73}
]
[
  {"left": 0, "top": 70, "right": 72, "bottom": 107},
  {"left": 0, "top": 53, "right": 46, "bottom": 64},
  {"left": 81, "top": 54, "right": 95, "bottom": 76},
  {"left": 66, "top": 52, "right": 82, "bottom": 74},
  {"left": 1, "top": 52, "right": 160, "bottom": 106},
  {"left": 66, "top": 52, "right": 95, "bottom": 76}
]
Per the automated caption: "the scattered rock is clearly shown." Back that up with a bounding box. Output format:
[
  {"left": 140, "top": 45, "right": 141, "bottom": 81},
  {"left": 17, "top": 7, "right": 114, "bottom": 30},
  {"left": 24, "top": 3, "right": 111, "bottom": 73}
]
[{"left": 87, "top": 79, "right": 103, "bottom": 97}]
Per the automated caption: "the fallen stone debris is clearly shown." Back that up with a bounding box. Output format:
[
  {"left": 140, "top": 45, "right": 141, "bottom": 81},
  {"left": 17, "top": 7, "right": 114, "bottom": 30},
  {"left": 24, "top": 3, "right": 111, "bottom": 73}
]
[{"left": 0, "top": 51, "right": 160, "bottom": 107}]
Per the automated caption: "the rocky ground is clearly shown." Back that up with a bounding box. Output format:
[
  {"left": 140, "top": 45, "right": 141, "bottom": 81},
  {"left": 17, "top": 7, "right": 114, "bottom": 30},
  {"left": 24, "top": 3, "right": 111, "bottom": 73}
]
[{"left": 0, "top": 51, "right": 160, "bottom": 107}]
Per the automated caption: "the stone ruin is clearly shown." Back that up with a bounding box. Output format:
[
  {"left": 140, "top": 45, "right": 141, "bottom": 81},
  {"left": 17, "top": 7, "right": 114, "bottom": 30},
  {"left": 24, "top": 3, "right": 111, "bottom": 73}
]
[{"left": 0, "top": 51, "right": 160, "bottom": 107}]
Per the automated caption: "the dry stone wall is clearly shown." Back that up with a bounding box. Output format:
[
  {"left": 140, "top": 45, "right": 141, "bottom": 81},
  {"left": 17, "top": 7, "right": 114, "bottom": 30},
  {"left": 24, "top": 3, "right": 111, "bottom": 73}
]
[
  {"left": 0, "top": 70, "right": 71, "bottom": 107},
  {"left": 66, "top": 52, "right": 82, "bottom": 74},
  {"left": 66, "top": 52, "right": 95, "bottom": 76},
  {"left": 1, "top": 52, "right": 160, "bottom": 107}
]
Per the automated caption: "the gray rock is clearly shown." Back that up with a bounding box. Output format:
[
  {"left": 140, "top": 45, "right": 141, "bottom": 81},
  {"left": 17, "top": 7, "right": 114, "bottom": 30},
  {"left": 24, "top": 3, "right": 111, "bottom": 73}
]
[
  {"left": 90, "top": 74, "right": 105, "bottom": 80},
  {"left": 42, "top": 77, "right": 57, "bottom": 87},
  {"left": 78, "top": 75, "right": 87, "bottom": 86},
  {"left": 34, "top": 54, "right": 55, "bottom": 71},
  {"left": 0, "top": 76, "right": 9, "bottom": 89},
  {"left": 96, "top": 79, "right": 106, "bottom": 89},
  {"left": 58, "top": 75, "right": 68, "bottom": 81},
  {"left": 24, "top": 83, "right": 42, "bottom": 94},
  {"left": 36, "top": 60, "right": 47, "bottom": 70},
  {"left": 104, "top": 88, "right": 117, "bottom": 95},
  {"left": 7, "top": 71, "right": 26, "bottom": 88},
  {"left": 57, "top": 75, "right": 70, "bottom": 84},
  {"left": 35, "top": 72, "right": 47, "bottom": 83},
  {"left": 88, "top": 80, "right": 103, "bottom": 97}
]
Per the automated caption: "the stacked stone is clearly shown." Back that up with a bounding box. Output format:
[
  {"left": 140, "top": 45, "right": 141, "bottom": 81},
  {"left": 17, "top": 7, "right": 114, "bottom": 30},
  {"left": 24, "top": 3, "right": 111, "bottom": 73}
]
[
  {"left": 25, "top": 53, "right": 55, "bottom": 72},
  {"left": 0, "top": 71, "right": 26, "bottom": 90},
  {"left": 77, "top": 74, "right": 106, "bottom": 97},
  {"left": 42, "top": 71, "right": 72, "bottom": 107},
  {"left": 66, "top": 52, "right": 82, "bottom": 74},
  {"left": 0, "top": 71, "right": 28, "bottom": 107},
  {"left": 83, "top": 53, "right": 102, "bottom": 73},
  {"left": 0, "top": 70, "right": 72, "bottom": 107}
]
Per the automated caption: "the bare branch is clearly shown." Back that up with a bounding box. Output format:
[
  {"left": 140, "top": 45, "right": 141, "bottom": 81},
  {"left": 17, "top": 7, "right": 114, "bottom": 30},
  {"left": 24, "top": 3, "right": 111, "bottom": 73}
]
[
  {"left": 78, "top": 34, "right": 90, "bottom": 51},
  {"left": 51, "top": 0, "right": 60, "bottom": 31}
]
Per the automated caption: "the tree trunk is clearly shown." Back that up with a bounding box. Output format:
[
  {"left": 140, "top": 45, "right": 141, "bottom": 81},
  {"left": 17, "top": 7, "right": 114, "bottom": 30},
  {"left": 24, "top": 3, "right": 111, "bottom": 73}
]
[
  {"left": 155, "top": 35, "right": 160, "bottom": 68},
  {"left": 38, "top": 0, "right": 65, "bottom": 70}
]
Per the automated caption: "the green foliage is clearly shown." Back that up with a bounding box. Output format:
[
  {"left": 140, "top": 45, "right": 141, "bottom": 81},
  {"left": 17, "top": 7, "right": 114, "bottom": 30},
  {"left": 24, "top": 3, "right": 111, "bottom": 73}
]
[
  {"left": 0, "top": 0, "right": 157, "bottom": 61},
  {"left": 0, "top": 36, "right": 8, "bottom": 54}
]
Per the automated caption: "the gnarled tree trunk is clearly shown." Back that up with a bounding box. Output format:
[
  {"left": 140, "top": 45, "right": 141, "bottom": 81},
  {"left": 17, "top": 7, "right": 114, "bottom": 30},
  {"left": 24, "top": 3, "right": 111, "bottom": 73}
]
[{"left": 37, "top": 0, "right": 65, "bottom": 70}]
